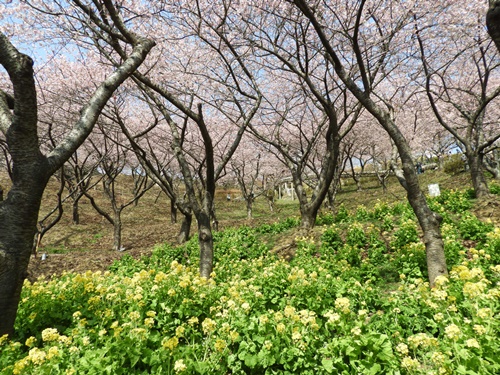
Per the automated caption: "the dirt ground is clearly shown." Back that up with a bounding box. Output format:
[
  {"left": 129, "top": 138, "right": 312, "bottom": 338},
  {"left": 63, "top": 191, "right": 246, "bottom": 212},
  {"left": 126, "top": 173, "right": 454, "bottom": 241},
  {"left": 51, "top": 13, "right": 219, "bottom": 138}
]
[
  {"left": 25, "top": 174, "right": 500, "bottom": 282},
  {"left": 26, "top": 185, "right": 283, "bottom": 281}
]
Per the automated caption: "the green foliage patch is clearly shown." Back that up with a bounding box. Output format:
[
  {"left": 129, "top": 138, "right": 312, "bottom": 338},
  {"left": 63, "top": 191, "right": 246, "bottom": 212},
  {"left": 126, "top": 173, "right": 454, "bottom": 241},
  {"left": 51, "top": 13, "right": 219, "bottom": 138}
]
[{"left": 1, "top": 189, "right": 500, "bottom": 374}]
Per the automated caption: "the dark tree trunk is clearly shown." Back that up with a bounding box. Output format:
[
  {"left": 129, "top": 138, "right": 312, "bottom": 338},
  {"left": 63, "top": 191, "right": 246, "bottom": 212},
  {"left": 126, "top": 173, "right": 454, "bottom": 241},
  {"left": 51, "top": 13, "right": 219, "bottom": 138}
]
[
  {"left": 72, "top": 192, "right": 84, "bottom": 225},
  {"left": 299, "top": 206, "right": 317, "bottom": 229},
  {"left": 170, "top": 199, "right": 177, "bottom": 224},
  {"left": 487, "top": 1, "right": 500, "bottom": 53},
  {"left": 468, "top": 153, "right": 490, "bottom": 197},
  {"left": 0, "top": 17, "right": 154, "bottom": 336},
  {"left": 177, "top": 212, "right": 192, "bottom": 244},
  {"left": 197, "top": 212, "right": 213, "bottom": 278},
  {"left": 0, "top": 164, "right": 49, "bottom": 336},
  {"left": 113, "top": 211, "right": 122, "bottom": 251}
]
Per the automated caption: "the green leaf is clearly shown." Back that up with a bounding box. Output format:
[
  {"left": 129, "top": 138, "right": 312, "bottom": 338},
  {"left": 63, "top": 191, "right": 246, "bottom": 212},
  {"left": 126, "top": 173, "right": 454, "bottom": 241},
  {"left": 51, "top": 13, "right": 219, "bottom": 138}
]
[{"left": 322, "top": 358, "right": 334, "bottom": 373}]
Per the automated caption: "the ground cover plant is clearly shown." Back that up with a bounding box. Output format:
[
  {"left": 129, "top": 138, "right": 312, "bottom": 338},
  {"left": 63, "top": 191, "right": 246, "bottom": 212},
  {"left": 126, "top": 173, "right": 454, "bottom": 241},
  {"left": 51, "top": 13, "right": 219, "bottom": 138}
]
[{"left": 1, "top": 185, "right": 499, "bottom": 374}]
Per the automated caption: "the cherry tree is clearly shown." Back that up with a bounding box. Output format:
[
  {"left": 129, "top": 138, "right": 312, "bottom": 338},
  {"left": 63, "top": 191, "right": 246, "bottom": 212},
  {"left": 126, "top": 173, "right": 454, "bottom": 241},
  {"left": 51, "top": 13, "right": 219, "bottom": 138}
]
[
  {"left": 94, "top": 1, "right": 264, "bottom": 277},
  {"left": 82, "top": 118, "right": 154, "bottom": 252},
  {"left": 229, "top": 136, "right": 269, "bottom": 219},
  {"left": 111, "top": 93, "right": 195, "bottom": 243},
  {"left": 240, "top": 6, "right": 361, "bottom": 228},
  {"left": 284, "top": 0, "right": 449, "bottom": 285},
  {"left": 416, "top": 7, "right": 500, "bottom": 196},
  {"left": 0, "top": 1, "right": 154, "bottom": 336}
]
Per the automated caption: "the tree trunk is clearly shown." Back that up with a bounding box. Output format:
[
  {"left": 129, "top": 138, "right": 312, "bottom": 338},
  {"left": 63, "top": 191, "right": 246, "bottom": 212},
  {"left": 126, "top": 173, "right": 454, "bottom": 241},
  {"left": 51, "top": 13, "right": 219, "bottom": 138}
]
[
  {"left": 72, "top": 194, "right": 82, "bottom": 225},
  {"left": 177, "top": 212, "right": 192, "bottom": 244},
  {"left": 300, "top": 206, "right": 317, "bottom": 229},
  {"left": 246, "top": 198, "right": 253, "bottom": 219},
  {"left": 468, "top": 153, "right": 490, "bottom": 197},
  {"left": 170, "top": 199, "right": 177, "bottom": 224},
  {"left": 0, "top": 167, "right": 49, "bottom": 336},
  {"left": 113, "top": 211, "right": 122, "bottom": 251},
  {"left": 487, "top": 1, "right": 500, "bottom": 53},
  {"left": 197, "top": 212, "right": 213, "bottom": 278}
]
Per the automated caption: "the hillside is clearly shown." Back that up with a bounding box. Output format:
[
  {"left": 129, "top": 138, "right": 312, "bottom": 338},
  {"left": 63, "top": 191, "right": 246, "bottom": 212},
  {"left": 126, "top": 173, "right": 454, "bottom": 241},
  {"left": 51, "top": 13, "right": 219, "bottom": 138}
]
[{"left": 26, "top": 169, "right": 499, "bottom": 280}]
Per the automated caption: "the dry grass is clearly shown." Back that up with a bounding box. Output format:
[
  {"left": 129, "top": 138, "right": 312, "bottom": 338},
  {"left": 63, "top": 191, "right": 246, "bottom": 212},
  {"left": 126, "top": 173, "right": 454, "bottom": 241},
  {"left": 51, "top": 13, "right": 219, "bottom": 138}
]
[{"left": 1, "top": 168, "right": 491, "bottom": 280}]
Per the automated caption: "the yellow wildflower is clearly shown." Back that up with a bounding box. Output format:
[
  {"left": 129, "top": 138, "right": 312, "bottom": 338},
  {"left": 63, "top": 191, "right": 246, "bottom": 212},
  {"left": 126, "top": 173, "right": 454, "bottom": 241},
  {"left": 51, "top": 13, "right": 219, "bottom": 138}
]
[
  {"left": 465, "top": 338, "right": 480, "bottom": 349},
  {"left": 174, "top": 359, "right": 187, "bottom": 373},
  {"left": 444, "top": 324, "right": 461, "bottom": 341},
  {"left": 202, "top": 318, "right": 217, "bottom": 334},
  {"left": 25, "top": 336, "right": 37, "bottom": 347},
  {"left": 214, "top": 339, "right": 227, "bottom": 352},
  {"left": 47, "top": 346, "right": 60, "bottom": 360},
  {"left": 41, "top": 328, "right": 59, "bottom": 342},
  {"left": 162, "top": 336, "right": 179, "bottom": 350},
  {"left": 28, "top": 347, "right": 47, "bottom": 365}
]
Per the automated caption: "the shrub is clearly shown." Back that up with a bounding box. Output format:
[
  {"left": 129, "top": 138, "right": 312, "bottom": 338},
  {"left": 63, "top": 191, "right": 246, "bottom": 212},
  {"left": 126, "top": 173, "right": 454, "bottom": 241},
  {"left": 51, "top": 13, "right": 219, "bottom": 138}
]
[{"left": 443, "top": 154, "right": 465, "bottom": 175}]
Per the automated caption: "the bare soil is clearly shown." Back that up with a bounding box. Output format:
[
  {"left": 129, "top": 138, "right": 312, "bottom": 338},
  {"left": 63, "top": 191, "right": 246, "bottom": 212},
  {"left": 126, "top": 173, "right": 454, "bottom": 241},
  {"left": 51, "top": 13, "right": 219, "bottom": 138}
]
[{"left": 24, "top": 171, "right": 500, "bottom": 281}]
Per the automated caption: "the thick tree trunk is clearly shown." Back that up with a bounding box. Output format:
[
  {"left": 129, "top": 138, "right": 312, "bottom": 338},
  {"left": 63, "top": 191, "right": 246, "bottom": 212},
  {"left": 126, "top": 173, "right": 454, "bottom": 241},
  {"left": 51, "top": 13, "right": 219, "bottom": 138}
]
[
  {"left": 177, "top": 212, "right": 192, "bottom": 244},
  {"left": 487, "top": 1, "right": 500, "bottom": 53},
  {"left": 0, "top": 167, "right": 49, "bottom": 336},
  {"left": 197, "top": 212, "right": 213, "bottom": 278},
  {"left": 403, "top": 170, "right": 447, "bottom": 285},
  {"left": 468, "top": 153, "right": 490, "bottom": 197},
  {"left": 299, "top": 206, "right": 317, "bottom": 229},
  {"left": 246, "top": 198, "right": 253, "bottom": 219}
]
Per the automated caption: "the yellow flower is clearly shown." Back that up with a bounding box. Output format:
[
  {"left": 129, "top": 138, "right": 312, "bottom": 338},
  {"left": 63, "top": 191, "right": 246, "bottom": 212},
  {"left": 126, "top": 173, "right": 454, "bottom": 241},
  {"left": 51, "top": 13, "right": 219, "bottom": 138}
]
[
  {"left": 175, "top": 326, "right": 185, "bottom": 337},
  {"left": 214, "top": 339, "right": 227, "bottom": 352},
  {"left": 174, "top": 359, "right": 187, "bottom": 373},
  {"left": 401, "top": 356, "right": 420, "bottom": 370},
  {"left": 259, "top": 315, "right": 269, "bottom": 325},
  {"left": 202, "top": 318, "right": 217, "bottom": 335},
  {"left": 229, "top": 330, "right": 239, "bottom": 342},
  {"left": 433, "top": 313, "right": 444, "bottom": 322},
  {"left": 162, "top": 336, "right": 179, "bottom": 350},
  {"left": 351, "top": 327, "right": 361, "bottom": 336},
  {"left": 431, "top": 289, "right": 447, "bottom": 300},
  {"left": 335, "top": 297, "right": 350, "bottom": 314},
  {"left": 129, "top": 311, "right": 141, "bottom": 321},
  {"left": 395, "top": 343, "right": 409, "bottom": 356},
  {"left": 476, "top": 308, "right": 492, "bottom": 319},
  {"left": 12, "top": 358, "right": 29, "bottom": 375},
  {"left": 292, "top": 330, "right": 302, "bottom": 341},
  {"left": 0, "top": 334, "right": 9, "bottom": 346},
  {"left": 69, "top": 346, "right": 79, "bottom": 354},
  {"left": 431, "top": 352, "right": 446, "bottom": 364},
  {"left": 188, "top": 317, "right": 199, "bottom": 326},
  {"left": 25, "top": 336, "right": 37, "bottom": 347},
  {"left": 444, "top": 324, "right": 461, "bottom": 341},
  {"left": 47, "top": 346, "right": 60, "bottom": 360},
  {"left": 41, "top": 328, "right": 60, "bottom": 342},
  {"left": 28, "top": 347, "right": 47, "bottom": 365},
  {"left": 465, "top": 338, "right": 480, "bottom": 349},
  {"left": 434, "top": 275, "right": 449, "bottom": 287},
  {"left": 276, "top": 323, "right": 286, "bottom": 333},
  {"left": 324, "top": 311, "right": 341, "bottom": 324},
  {"left": 473, "top": 324, "right": 486, "bottom": 335},
  {"left": 463, "top": 282, "right": 486, "bottom": 298},
  {"left": 284, "top": 305, "right": 295, "bottom": 318},
  {"left": 144, "top": 318, "right": 155, "bottom": 328}
]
